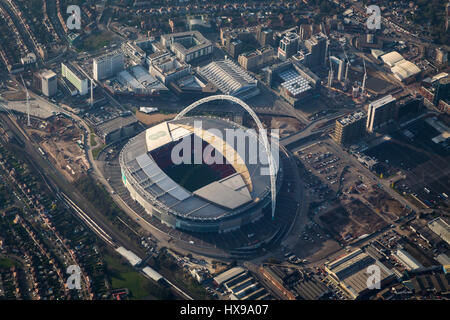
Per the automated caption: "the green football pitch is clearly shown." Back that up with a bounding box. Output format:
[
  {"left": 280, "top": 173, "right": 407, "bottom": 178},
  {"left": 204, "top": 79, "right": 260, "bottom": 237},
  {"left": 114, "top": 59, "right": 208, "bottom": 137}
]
[{"left": 164, "top": 163, "right": 221, "bottom": 192}]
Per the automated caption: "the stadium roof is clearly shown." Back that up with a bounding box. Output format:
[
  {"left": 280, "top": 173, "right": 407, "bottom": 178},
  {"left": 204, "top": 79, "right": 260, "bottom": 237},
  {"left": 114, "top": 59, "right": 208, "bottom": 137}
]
[
  {"left": 135, "top": 153, "right": 191, "bottom": 201},
  {"left": 120, "top": 117, "right": 272, "bottom": 220},
  {"left": 193, "top": 173, "right": 252, "bottom": 210}
]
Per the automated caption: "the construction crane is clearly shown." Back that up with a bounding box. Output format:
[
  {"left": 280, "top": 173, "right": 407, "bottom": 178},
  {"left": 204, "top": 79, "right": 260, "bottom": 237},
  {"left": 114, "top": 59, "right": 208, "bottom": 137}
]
[
  {"left": 20, "top": 75, "right": 31, "bottom": 127},
  {"left": 361, "top": 57, "right": 367, "bottom": 100},
  {"left": 90, "top": 78, "right": 94, "bottom": 108},
  {"left": 339, "top": 41, "right": 350, "bottom": 84}
]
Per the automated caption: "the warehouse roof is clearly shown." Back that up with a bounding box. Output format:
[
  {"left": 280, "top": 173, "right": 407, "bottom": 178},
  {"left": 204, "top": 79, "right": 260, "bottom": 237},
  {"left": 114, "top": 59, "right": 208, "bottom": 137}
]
[
  {"left": 199, "top": 59, "right": 258, "bottom": 97},
  {"left": 214, "top": 267, "right": 246, "bottom": 286},
  {"left": 326, "top": 249, "right": 394, "bottom": 298},
  {"left": 381, "top": 51, "right": 404, "bottom": 67},
  {"left": 391, "top": 60, "right": 421, "bottom": 81},
  {"left": 428, "top": 217, "right": 450, "bottom": 245}
]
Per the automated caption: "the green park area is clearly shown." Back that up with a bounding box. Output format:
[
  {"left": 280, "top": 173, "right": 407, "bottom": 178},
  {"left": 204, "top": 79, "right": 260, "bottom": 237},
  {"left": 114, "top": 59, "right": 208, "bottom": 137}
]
[
  {"left": 104, "top": 254, "right": 173, "bottom": 300},
  {"left": 0, "top": 257, "right": 14, "bottom": 270},
  {"left": 91, "top": 143, "right": 106, "bottom": 159},
  {"left": 79, "top": 31, "right": 115, "bottom": 52}
]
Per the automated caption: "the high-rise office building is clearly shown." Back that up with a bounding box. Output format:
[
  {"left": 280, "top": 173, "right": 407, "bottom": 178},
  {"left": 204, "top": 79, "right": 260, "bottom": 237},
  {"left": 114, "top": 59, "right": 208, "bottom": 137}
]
[
  {"left": 61, "top": 62, "right": 88, "bottom": 96},
  {"left": 446, "top": 2, "right": 450, "bottom": 31},
  {"left": 333, "top": 111, "right": 367, "bottom": 145},
  {"left": 366, "top": 95, "right": 397, "bottom": 133},
  {"left": 278, "top": 32, "right": 300, "bottom": 61},
  {"left": 256, "top": 26, "right": 274, "bottom": 46},
  {"left": 93, "top": 50, "right": 124, "bottom": 81},
  {"left": 330, "top": 56, "right": 345, "bottom": 82},
  {"left": 299, "top": 24, "right": 312, "bottom": 41},
  {"left": 33, "top": 69, "right": 57, "bottom": 97},
  {"left": 433, "top": 77, "right": 450, "bottom": 106},
  {"left": 304, "top": 33, "right": 328, "bottom": 67},
  {"left": 397, "top": 95, "right": 424, "bottom": 119},
  {"left": 436, "top": 48, "right": 448, "bottom": 64}
]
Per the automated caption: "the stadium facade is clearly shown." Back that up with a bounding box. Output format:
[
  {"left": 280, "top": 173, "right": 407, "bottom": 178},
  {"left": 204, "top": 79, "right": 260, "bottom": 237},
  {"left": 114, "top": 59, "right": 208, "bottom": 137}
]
[{"left": 119, "top": 116, "right": 282, "bottom": 233}]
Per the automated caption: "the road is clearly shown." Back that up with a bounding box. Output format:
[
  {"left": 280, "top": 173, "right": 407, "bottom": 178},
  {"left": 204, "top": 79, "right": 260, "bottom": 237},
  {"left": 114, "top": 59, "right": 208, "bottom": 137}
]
[
  {"left": 1, "top": 0, "right": 43, "bottom": 66},
  {"left": 0, "top": 111, "right": 195, "bottom": 300},
  {"left": 280, "top": 112, "right": 343, "bottom": 148}
]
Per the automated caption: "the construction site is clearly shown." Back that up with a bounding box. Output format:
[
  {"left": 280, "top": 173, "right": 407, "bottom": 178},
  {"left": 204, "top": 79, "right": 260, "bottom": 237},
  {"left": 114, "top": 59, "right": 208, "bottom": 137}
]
[
  {"left": 260, "top": 115, "right": 305, "bottom": 139},
  {"left": 296, "top": 140, "right": 396, "bottom": 245},
  {"left": 21, "top": 114, "right": 89, "bottom": 182}
]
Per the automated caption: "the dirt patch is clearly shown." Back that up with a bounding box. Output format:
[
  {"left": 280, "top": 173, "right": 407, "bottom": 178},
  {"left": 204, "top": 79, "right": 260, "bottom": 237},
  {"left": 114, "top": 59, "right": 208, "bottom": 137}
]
[
  {"left": 320, "top": 200, "right": 388, "bottom": 244},
  {"left": 135, "top": 111, "right": 176, "bottom": 126},
  {"left": 25, "top": 116, "right": 88, "bottom": 182},
  {"left": 2, "top": 90, "right": 26, "bottom": 101},
  {"left": 259, "top": 115, "right": 304, "bottom": 138}
]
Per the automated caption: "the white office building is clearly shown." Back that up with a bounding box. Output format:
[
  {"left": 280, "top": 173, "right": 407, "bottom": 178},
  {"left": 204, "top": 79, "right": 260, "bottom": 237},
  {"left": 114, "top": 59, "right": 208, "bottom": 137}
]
[{"left": 93, "top": 51, "right": 124, "bottom": 81}]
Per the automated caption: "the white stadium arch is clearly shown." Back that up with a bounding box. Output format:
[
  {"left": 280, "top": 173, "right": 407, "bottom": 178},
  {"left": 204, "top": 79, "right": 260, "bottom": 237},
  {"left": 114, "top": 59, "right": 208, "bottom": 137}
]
[{"left": 175, "top": 95, "right": 278, "bottom": 219}]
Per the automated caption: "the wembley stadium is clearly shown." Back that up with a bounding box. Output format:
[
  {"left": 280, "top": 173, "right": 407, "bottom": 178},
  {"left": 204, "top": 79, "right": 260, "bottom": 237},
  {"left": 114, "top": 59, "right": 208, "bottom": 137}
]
[{"left": 119, "top": 115, "right": 283, "bottom": 233}]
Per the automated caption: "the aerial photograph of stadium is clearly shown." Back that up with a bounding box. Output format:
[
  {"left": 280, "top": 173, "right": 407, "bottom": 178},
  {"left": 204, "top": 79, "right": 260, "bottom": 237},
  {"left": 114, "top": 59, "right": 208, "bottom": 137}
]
[{"left": 0, "top": 0, "right": 448, "bottom": 314}]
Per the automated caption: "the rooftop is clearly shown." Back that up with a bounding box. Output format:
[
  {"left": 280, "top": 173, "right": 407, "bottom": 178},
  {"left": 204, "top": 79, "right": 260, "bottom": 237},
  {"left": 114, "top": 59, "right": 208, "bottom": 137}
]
[
  {"left": 326, "top": 249, "right": 394, "bottom": 297},
  {"left": 120, "top": 117, "right": 272, "bottom": 220},
  {"left": 428, "top": 217, "right": 450, "bottom": 245},
  {"left": 391, "top": 60, "right": 421, "bottom": 81},
  {"left": 41, "top": 69, "right": 57, "bottom": 80},
  {"left": 94, "top": 50, "right": 123, "bottom": 63},
  {"left": 214, "top": 267, "right": 246, "bottom": 286},
  {"left": 96, "top": 113, "right": 137, "bottom": 137},
  {"left": 369, "top": 94, "right": 396, "bottom": 109},
  {"left": 279, "top": 69, "right": 312, "bottom": 97},
  {"left": 151, "top": 55, "right": 190, "bottom": 75},
  {"left": 338, "top": 111, "right": 366, "bottom": 126},
  {"left": 62, "top": 62, "right": 87, "bottom": 81},
  {"left": 380, "top": 51, "right": 404, "bottom": 67},
  {"left": 199, "top": 59, "right": 258, "bottom": 97},
  {"left": 161, "top": 31, "right": 212, "bottom": 55},
  {"left": 115, "top": 65, "right": 167, "bottom": 93}
]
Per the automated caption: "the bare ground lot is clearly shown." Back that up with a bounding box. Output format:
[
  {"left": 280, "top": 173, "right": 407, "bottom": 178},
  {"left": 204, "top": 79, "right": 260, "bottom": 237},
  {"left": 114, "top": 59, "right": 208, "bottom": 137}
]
[
  {"left": 23, "top": 115, "right": 88, "bottom": 182},
  {"left": 364, "top": 189, "right": 410, "bottom": 221},
  {"left": 260, "top": 115, "right": 304, "bottom": 138},
  {"left": 364, "top": 118, "right": 450, "bottom": 209},
  {"left": 319, "top": 199, "right": 388, "bottom": 244},
  {"left": 135, "top": 111, "right": 176, "bottom": 126}
]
